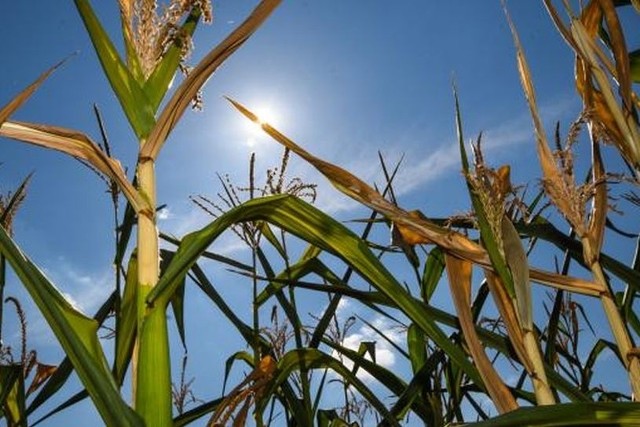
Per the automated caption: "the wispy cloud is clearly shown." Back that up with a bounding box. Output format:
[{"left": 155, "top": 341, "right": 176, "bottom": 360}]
[
  {"left": 43, "top": 257, "right": 114, "bottom": 315},
  {"left": 309, "top": 94, "right": 577, "bottom": 213}
]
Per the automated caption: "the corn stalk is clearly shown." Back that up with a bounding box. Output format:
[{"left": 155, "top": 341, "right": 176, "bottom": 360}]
[{"left": 0, "top": 1, "right": 281, "bottom": 425}]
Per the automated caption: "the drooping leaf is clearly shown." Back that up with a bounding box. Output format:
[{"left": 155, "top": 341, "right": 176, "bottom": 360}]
[
  {"left": 0, "top": 226, "right": 143, "bottom": 426},
  {"left": 445, "top": 254, "right": 518, "bottom": 413},
  {"left": 150, "top": 195, "right": 484, "bottom": 387},
  {"left": 227, "top": 98, "right": 600, "bottom": 297},
  {"left": 0, "top": 121, "right": 147, "bottom": 214}
]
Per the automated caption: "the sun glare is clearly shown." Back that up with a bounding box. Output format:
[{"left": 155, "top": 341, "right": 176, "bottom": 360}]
[{"left": 243, "top": 104, "right": 281, "bottom": 147}]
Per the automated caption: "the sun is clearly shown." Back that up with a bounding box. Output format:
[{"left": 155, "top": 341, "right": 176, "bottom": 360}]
[
  {"left": 247, "top": 105, "right": 279, "bottom": 130},
  {"left": 243, "top": 104, "right": 281, "bottom": 147}
]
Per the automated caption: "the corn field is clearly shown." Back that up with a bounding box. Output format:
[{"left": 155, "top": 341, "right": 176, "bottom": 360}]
[{"left": 1, "top": 1, "right": 640, "bottom": 426}]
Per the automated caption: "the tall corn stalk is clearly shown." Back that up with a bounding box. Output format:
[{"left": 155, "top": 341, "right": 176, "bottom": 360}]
[{"left": 0, "top": 1, "right": 281, "bottom": 425}]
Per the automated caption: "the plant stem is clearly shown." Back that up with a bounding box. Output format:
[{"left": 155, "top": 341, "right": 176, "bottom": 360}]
[
  {"left": 134, "top": 158, "right": 172, "bottom": 425},
  {"left": 589, "top": 252, "right": 640, "bottom": 398},
  {"left": 523, "top": 329, "right": 556, "bottom": 405},
  {"left": 0, "top": 254, "right": 5, "bottom": 344}
]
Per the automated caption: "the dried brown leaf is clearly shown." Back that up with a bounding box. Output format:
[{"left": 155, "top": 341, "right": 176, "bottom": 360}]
[
  {"left": 26, "top": 363, "right": 57, "bottom": 396},
  {"left": 228, "top": 97, "right": 606, "bottom": 298},
  {"left": 0, "top": 121, "right": 147, "bottom": 214},
  {"left": 593, "top": 0, "right": 633, "bottom": 109},
  {"left": 586, "top": 137, "right": 607, "bottom": 264},
  {"left": 445, "top": 254, "right": 518, "bottom": 413},
  {"left": 0, "top": 58, "right": 67, "bottom": 125},
  {"left": 484, "top": 270, "right": 533, "bottom": 373}
]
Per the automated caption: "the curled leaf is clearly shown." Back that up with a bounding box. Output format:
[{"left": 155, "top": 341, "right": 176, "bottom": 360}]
[{"left": 0, "top": 121, "right": 148, "bottom": 214}]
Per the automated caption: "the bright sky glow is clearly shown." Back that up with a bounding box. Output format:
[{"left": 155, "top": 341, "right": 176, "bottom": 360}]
[{"left": 243, "top": 103, "right": 281, "bottom": 147}]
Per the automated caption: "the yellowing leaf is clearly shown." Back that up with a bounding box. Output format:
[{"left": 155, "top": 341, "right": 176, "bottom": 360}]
[
  {"left": 0, "top": 58, "right": 67, "bottom": 125},
  {"left": 0, "top": 121, "right": 148, "bottom": 214}
]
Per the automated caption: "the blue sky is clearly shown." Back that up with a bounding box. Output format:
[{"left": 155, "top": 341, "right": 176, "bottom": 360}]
[{"left": 1, "top": 1, "right": 637, "bottom": 425}]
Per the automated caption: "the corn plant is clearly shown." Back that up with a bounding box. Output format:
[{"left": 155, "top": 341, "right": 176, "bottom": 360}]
[{"left": 0, "top": 1, "right": 281, "bottom": 425}]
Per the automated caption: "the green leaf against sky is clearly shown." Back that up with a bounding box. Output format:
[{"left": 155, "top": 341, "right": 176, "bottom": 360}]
[
  {"left": 74, "top": 0, "right": 156, "bottom": 140},
  {"left": 0, "top": 225, "right": 143, "bottom": 427}
]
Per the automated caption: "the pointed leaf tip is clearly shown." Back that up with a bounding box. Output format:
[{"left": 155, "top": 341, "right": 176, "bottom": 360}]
[{"left": 0, "top": 56, "right": 72, "bottom": 125}]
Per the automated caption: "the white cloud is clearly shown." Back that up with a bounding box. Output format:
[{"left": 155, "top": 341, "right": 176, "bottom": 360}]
[
  {"left": 331, "top": 315, "right": 403, "bottom": 383},
  {"left": 157, "top": 206, "right": 172, "bottom": 220},
  {"left": 43, "top": 258, "right": 114, "bottom": 315}
]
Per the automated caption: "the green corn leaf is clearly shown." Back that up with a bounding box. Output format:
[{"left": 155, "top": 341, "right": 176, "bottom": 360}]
[
  {"left": 501, "top": 215, "right": 532, "bottom": 330},
  {"left": 150, "top": 195, "right": 485, "bottom": 389},
  {"left": 421, "top": 246, "right": 445, "bottom": 302},
  {"left": 454, "top": 88, "right": 515, "bottom": 298},
  {"left": 464, "top": 402, "right": 640, "bottom": 426},
  {"left": 0, "top": 364, "right": 24, "bottom": 425},
  {"left": 114, "top": 253, "right": 138, "bottom": 385},
  {"left": 357, "top": 315, "right": 408, "bottom": 359},
  {"left": 389, "top": 350, "right": 446, "bottom": 422},
  {"left": 160, "top": 250, "right": 186, "bottom": 349},
  {"left": 407, "top": 323, "right": 426, "bottom": 374},
  {"left": 583, "top": 339, "right": 620, "bottom": 386},
  {"left": 141, "top": 0, "right": 282, "bottom": 160},
  {"left": 173, "top": 397, "right": 223, "bottom": 427},
  {"left": 258, "top": 221, "right": 287, "bottom": 259},
  {"left": 118, "top": 9, "right": 145, "bottom": 84},
  {"left": 630, "top": 48, "right": 640, "bottom": 82},
  {"left": 144, "top": 9, "right": 201, "bottom": 111},
  {"left": 317, "top": 409, "right": 357, "bottom": 427},
  {"left": 268, "top": 348, "right": 398, "bottom": 426},
  {"left": 188, "top": 263, "right": 263, "bottom": 349},
  {"left": 323, "top": 338, "right": 433, "bottom": 422},
  {"left": 222, "top": 351, "right": 254, "bottom": 397},
  {"left": 0, "top": 225, "right": 142, "bottom": 427},
  {"left": 28, "top": 291, "right": 116, "bottom": 416},
  {"left": 73, "top": 0, "right": 155, "bottom": 139}
]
